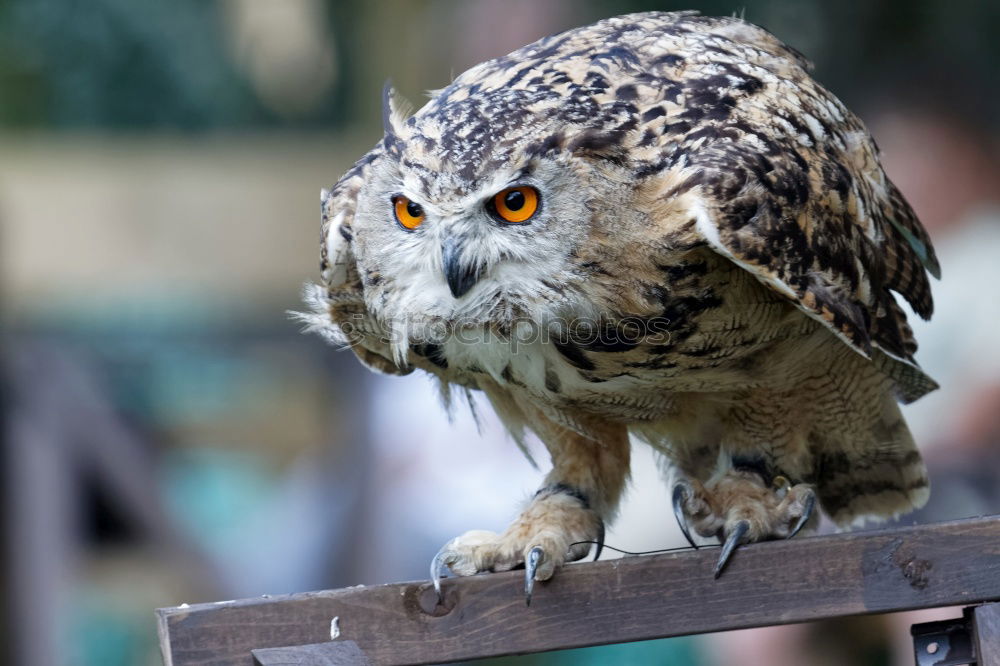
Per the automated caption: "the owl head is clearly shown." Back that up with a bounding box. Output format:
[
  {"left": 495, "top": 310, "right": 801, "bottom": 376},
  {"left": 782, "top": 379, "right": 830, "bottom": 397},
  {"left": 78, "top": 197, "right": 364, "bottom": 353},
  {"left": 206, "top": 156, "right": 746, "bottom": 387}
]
[{"left": 342, "top": 84, "right": 645, "bottom": 358}]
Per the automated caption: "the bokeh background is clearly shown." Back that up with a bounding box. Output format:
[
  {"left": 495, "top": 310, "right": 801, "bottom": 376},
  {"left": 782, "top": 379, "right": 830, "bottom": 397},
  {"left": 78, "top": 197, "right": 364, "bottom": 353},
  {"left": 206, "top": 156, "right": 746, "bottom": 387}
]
[{"left": 2, "top": 1, "right": 998, "bottom": 665}]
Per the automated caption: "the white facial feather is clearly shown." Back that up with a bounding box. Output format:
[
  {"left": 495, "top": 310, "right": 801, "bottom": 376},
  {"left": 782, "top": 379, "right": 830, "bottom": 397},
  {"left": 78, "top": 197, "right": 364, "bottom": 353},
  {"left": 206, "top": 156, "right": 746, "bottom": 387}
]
[{"left": 350, "top": 153, "right": 600, "bottom": 366}]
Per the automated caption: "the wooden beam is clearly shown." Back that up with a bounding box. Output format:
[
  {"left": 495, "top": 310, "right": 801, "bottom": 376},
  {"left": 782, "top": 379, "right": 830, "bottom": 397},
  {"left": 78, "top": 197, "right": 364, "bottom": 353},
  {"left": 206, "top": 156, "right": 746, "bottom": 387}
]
[
  {"left": 158, "top": 515, "right": 1000, "bottom": 666},
  {"left": 253, "top": 641, "right": 371, "bottom": 665}
]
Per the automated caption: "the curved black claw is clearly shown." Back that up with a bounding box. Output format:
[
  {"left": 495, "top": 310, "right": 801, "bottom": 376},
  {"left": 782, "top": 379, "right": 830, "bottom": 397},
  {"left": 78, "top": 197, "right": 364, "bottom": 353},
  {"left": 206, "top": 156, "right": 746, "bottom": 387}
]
[
  {"left": 787, "top": 490, "right": 816, "bottom": 540},
  {"left": 592, "top": 520, "right": 606, "bottom": 562},
  {"left": 430, "top": 547, "right": 453, "bottom": 604},
  {"left": 672, "top": 483, "right": 699, "bottom": 550},
  {"left": 714, "top": 520, "right": 749, "bottom": 579},
  {"left": 524, "top": 546, "right": 544, "bottom": 607}
]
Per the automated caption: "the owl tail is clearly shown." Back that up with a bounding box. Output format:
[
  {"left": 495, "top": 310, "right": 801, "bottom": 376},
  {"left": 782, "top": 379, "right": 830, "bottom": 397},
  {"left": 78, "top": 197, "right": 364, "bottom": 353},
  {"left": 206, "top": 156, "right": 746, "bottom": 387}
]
[{"left": 814, "top": 394, "right": 930, "bottom": 527}]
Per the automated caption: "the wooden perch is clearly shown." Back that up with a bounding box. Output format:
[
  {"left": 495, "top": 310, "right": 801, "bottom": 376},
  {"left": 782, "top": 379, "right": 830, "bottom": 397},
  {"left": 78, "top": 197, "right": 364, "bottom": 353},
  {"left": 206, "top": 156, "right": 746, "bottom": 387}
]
[{"left": 157, "top": 515, "right": 1000, "bottom": 666}]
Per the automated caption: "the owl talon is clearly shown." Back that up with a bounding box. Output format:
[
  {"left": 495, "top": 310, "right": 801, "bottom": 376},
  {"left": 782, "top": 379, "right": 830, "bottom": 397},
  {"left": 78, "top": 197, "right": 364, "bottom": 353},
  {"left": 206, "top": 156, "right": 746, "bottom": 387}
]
[
  {"left": 430, "top": 547, "right": 455, "bottom": 603},
  {"left": 787, "top": 489, "right": 816, "bottom": 539},
  {"left": 672, "top": 482, "right": 699, "bottom": 550},
  {"left": 525, "top": 546, "right": 544, "bottom": 606},
  {"left": 592, "top": 519, "right": 606, "bottom": 561},
  {"left": 714, "top": 519, "right": 749, "bottom": 578}
]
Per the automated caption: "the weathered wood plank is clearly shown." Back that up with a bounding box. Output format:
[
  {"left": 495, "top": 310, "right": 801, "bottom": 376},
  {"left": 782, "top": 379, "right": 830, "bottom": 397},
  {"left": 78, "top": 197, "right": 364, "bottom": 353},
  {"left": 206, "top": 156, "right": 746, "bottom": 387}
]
[
  {"left": 252, "top": 641, "right": 370, "bottom": 666},
  {"left": 975, "top": 603, "right": 1000, "bottom": 665},
  {"left": 158, "top": 516, "right": 1000, "bottom": 666}
]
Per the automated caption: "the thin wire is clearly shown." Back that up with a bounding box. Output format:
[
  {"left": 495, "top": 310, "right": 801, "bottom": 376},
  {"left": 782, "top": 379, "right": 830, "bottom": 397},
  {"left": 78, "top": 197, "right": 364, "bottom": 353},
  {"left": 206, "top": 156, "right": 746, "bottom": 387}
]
[{"left": 569, "top": 540, "right": 720, "bottom": 557}]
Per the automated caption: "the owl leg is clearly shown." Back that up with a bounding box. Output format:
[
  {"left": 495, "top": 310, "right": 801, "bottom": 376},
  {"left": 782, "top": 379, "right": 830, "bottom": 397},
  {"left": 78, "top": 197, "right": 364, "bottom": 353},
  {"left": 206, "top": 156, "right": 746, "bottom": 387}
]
[
  {"left": 431, "top": 418, "right": 629, "bottom": 605},
  {"left": 673, "top": 460, "right": 817, "bottom": 577}
]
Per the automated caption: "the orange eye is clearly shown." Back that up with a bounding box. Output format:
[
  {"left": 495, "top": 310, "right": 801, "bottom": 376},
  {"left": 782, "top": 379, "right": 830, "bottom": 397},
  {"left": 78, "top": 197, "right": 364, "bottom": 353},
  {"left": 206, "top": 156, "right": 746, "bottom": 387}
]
[
  {"left": 393, "top": 195, "right": 425, "bottom": 230},
  {"left": 490, "top": 186, "right": 538, "bottom": 224}
]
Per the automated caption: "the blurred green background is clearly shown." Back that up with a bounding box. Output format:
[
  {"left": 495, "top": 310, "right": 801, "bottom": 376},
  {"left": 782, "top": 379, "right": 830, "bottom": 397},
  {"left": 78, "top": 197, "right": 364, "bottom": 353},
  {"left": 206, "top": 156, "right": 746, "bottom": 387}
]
[{"left": 2, "top": 1, "right": 999, "bottom": 665}]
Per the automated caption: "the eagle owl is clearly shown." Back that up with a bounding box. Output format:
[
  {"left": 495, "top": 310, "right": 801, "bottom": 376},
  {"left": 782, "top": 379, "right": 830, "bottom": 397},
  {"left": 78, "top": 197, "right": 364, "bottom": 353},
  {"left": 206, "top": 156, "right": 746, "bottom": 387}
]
[{"left": 303, "top": 11, "right": 939, "bottom": 599}]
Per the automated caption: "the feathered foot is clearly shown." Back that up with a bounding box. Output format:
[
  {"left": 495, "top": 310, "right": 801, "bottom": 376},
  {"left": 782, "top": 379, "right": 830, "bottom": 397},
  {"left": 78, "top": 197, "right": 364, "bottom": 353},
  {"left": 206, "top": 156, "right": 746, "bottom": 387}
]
[
  {"left": 430, "top": 486, "right": 603, "bottom": 606},
  {"left": 672, "top": 464, "right": 817, "bottom": 577}
]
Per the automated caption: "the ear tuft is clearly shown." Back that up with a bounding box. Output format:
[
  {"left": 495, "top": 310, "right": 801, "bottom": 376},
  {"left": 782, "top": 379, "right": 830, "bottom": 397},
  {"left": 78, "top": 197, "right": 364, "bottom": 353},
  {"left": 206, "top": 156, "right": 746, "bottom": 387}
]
[{"left": 382, "top": 81, "right": 413, "bottom": 141}]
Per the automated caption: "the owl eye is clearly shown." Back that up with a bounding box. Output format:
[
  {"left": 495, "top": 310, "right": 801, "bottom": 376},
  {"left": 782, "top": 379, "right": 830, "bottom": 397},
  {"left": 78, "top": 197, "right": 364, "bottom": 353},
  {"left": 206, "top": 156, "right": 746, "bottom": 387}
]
[
  {"left": 392, "top": 195, "right": 425, "bottom": 230},
  {"left": 489, "top": 186, "right": 539, "bottom": 224}
]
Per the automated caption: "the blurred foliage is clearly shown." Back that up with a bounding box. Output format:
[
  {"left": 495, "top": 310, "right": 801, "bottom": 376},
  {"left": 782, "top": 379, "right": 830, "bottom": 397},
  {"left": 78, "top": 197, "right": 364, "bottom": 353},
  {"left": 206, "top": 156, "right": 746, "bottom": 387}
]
[
  {"left": 1, "top": 0, "right": 998, "bottom": 132},
  {"left": 1, "top": 0, "right": 249, "bottom": 128},
  {"left": 0, "top": 0, "right": 347, "bottom": 129}
]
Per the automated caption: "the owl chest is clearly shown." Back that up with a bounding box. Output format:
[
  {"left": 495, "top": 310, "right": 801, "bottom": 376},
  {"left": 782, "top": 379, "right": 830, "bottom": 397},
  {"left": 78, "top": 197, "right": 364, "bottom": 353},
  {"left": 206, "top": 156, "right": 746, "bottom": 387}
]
[
  {"left": 418, "top": 296, "right": 805, "bottom": 421},
  {"left": 426, "top": 329, "right": 674, "bottom": 419},
  {"left": 423, "top": 329, "right": 598, "bottom": 399}
]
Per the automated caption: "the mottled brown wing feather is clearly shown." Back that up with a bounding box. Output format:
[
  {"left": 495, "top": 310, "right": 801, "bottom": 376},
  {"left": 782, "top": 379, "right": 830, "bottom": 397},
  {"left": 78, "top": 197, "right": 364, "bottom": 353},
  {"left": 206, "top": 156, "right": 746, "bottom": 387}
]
[
  {"left": 881, "top": 179, "right": 940, "bottom": 317},
  {"left": 687, "top": 142, "right": 938, "bottom": 400},
  {"left": 649, "top": 24, "right": 941, "bottom": 399}
]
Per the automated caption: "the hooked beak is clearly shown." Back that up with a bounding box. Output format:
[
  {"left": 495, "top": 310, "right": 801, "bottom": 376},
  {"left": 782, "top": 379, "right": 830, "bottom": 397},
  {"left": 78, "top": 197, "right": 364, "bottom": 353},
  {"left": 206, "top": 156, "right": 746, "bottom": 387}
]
[{"left": 441, "top": 237, "right": 483, "bottom": 299}]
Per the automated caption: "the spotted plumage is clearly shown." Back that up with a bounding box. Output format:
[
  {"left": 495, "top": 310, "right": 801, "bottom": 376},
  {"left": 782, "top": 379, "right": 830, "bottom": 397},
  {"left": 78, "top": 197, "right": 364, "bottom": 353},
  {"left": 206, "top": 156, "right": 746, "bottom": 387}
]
[{"left": 303, "top": 11, "right": 938, "bottom": 587}]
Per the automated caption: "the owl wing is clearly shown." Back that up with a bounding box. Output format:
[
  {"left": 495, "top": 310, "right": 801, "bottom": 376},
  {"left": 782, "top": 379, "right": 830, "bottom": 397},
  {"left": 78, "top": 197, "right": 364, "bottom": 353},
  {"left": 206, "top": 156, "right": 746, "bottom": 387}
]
[
  {"left": 574, "top": 12, "right": 939, "bottom": 402},
  {"left": 308, "top": 145, "right": 412, "bottom": 376},
  {"left": 677, "top": 129, "right": 939, "bottom": 402}
]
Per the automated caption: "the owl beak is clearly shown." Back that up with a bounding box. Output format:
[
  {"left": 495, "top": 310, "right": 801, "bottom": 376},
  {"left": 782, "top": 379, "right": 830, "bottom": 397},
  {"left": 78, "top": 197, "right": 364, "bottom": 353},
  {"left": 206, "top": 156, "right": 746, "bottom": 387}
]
[{"left": 441, "top": 237, "right": 482, "bottom": 299}]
